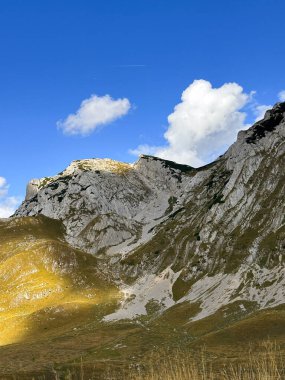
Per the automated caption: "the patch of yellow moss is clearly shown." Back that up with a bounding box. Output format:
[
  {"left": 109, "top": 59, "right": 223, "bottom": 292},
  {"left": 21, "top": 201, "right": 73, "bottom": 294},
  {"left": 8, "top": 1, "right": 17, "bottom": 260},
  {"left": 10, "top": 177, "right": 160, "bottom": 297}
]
[{"left": 74, "top": 159, "right": 132, "bottom": 175}]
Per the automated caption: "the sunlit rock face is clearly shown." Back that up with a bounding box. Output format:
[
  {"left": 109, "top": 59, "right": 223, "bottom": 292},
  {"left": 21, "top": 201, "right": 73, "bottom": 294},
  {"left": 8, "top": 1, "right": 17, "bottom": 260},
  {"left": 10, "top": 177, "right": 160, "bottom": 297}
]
[
  {"left": 25, "top": 178, "right": 41, "bottom": 200},
  {"left": 14, "top": 102, "right": 285, "bottom": 321}
]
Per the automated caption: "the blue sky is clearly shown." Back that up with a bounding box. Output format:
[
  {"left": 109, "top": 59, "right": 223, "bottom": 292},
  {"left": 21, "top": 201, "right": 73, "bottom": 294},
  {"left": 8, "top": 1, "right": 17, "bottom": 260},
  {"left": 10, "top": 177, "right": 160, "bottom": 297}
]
[{"left": 0, "top": 0, "right": 285, "bottom": 216}]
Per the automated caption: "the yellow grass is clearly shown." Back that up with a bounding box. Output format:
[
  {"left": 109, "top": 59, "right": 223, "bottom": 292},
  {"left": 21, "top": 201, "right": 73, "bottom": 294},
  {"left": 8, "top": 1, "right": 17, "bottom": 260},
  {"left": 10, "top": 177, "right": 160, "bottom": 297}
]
[
  {"left": 48, "top": 341, "right": 285, "bottom": 380},
  {"left": 126, "top": 342, "right": 284, "bottom": 380}
]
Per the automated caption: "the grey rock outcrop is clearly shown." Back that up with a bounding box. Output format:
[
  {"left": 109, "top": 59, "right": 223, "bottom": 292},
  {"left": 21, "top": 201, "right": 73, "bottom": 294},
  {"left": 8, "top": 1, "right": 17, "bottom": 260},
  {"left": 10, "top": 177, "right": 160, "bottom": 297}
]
[
  {"left": 25, "top": 179, "right": 41, "bottom": 200},
  {"left": 16, "top": 156, "right": 194, "bottom": 255}
]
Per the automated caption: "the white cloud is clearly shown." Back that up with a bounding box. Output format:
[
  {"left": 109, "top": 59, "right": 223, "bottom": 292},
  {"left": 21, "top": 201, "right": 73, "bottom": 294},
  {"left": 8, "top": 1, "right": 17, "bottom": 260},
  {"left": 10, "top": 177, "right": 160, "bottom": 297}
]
[
  {"left": 0, "top": 177, "right": 21, "bottom": 218},
  {"left": 130, "top": 79, "right": 252, "bottom": 166},
  {"left": 253, "top": 104, "right": 272, "bottom": 122},
  {"left": 57, "top": 94, "right": 131, "bottom": 136},
  {"left": 278, "top": 90, "right": 285, "bottom": 102},
  {"left": 0, "top": 176, "right": 8, "bottom": 197},
  {"left": 0, "top": 197, "right": 20, "bottom": 218}
]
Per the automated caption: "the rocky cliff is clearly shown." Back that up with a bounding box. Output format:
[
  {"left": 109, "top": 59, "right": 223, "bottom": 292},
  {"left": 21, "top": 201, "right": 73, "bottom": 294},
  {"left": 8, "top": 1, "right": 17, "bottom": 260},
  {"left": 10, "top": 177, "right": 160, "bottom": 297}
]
[{"left": 14, "top": 102, "right": 285, "bottom": 322}]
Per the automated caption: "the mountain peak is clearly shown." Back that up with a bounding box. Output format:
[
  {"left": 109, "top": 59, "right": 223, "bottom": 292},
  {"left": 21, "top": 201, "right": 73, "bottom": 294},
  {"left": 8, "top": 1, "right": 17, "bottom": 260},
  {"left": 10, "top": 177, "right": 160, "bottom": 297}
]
[
  {"left": 12, "top": 108, "right": 285, "bottom": 326},
  {"left": 264, "top": 101, "right": 285, "bottom": 117},
  {"left": 63, "top": 158, "right": 132, "bottom": 175},
  {"left": 245, "top": 101, "right": 285, "bottom": 144},
  {"left": 136, "top": 154, "right": 194, "bottom": 173}
]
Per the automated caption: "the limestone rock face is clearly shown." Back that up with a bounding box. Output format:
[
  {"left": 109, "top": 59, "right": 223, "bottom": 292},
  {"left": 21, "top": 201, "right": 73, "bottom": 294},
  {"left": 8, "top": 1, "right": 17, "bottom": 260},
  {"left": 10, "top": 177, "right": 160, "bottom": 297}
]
[
  {"left": 14, "top": 102, "right": 285, "bottom": 321},
  {"left": 15, "top": 156, "right": 194, "bottom": 255},
  {"left": 25, "top": 179, "right": 41, "bottom": 200}
]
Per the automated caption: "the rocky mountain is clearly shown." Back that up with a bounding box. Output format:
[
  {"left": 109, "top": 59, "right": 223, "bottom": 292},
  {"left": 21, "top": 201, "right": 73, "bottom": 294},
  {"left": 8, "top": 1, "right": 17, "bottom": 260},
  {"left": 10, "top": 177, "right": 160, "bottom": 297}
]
[
  {"left": 15, "top": 102, "right": 285, "bottom": 320},
  {"left": 16, "top": 154, "right": 193, "bottom": 255},
  {"left": 0, "top": 102, "right": 284, "bottom": 376}
]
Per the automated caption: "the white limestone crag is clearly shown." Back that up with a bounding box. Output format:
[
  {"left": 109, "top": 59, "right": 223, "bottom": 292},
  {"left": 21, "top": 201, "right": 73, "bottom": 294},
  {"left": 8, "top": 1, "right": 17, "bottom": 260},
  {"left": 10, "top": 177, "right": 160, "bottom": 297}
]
[{"left": 15, "top": 156, "right": 196, "bottom": 256}]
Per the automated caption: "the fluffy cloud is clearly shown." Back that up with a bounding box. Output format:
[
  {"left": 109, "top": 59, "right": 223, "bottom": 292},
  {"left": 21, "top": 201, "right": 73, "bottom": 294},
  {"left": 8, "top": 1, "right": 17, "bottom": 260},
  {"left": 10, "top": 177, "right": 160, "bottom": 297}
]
[
  {"left": 58, "top": 94, "right": 131, "bottom": 136},
  {"left": 278, "top": 90, "right": 285, "bottom": 102},
  {"left": 0, "top": 177, "right": 21, "bottom": 218},
  {"left": 0, "top": 197, "right": 20, "bottom": 218},
  {"left": 131, "top": 80, "right": 252, "bottom": 166}
]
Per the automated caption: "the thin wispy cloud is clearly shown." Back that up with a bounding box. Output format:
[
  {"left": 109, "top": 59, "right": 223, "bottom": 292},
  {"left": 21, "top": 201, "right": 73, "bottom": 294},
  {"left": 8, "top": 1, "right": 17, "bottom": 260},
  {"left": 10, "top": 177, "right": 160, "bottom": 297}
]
[
  {"left": 253, "top": 104, "right": 272, "bottom": 122},
  {"left": 57, "top": 94, "right": 131, "bottom": 136},
  {"left": 0, "top": 177, "right": 8, "bottom": 198},
  {"left": 278, "top": 90, "right": 285, "bottom": 102},
  {"left": 112, "top": 64, "right": 146, "bottom": 68}
]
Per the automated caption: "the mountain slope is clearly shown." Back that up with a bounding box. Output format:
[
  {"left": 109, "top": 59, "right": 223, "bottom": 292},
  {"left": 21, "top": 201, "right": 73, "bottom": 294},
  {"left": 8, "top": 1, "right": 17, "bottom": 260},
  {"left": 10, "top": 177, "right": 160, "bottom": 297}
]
[
  {"left": 0, "top": 216, "right": 119, "bottom": 346},
  {"left": 15, "top": 102, "right": 285, "bottom": 322},
  {"left": 0, "top": 103, "right": 284, "bottom": 377}
]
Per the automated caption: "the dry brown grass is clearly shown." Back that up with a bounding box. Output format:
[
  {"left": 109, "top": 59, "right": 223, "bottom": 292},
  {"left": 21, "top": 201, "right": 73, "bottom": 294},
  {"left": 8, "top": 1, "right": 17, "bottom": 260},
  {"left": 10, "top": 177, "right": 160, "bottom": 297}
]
[
  {"left": 49, "top": 341, "right": 284, "bottom": 380},
  {"left": 126, "top": 342, "right": 284, "bottom": 380}
]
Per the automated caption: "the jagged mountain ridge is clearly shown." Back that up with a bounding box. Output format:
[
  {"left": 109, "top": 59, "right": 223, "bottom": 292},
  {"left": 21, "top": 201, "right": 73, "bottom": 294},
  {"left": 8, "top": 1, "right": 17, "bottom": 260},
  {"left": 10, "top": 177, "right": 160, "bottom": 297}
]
[
  {"left": 16, "top": 154, "right": 195, "bottom": 256},
  {"left": 14, "top": 102, "right": 285, "bottom": 322}
]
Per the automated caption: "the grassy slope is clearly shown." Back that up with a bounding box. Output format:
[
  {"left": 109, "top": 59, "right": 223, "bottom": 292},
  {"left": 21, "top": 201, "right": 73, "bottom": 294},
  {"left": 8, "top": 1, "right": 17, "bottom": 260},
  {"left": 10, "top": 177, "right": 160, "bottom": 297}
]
[
  {"left": 0, "top": 216, "right": 284, "bottom": 378},
  {"left": 0, "top": 216, "right": 120, "bottom": 346},
  {"left": 0, "top": 300, "right": 284, "bottom": 377}
]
